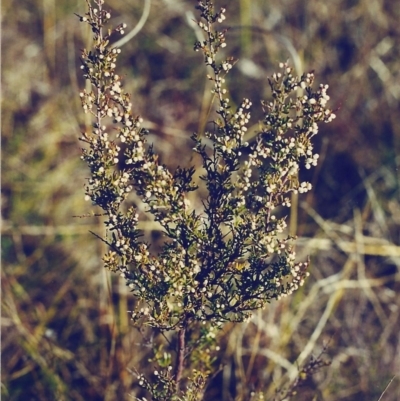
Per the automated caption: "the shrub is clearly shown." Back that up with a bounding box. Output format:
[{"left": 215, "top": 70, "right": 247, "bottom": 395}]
[{"left": 77, "top": 0, "right": 335, "bottom": 399}]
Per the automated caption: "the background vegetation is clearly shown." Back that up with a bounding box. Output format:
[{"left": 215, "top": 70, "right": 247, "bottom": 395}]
[{"left": 2, "top": 0, "right": 400, "bottom": 400}]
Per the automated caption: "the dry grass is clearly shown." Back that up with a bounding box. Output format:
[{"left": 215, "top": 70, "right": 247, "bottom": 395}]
[{"left": 2, "top": 0, "right": 399, "bottom": 400}]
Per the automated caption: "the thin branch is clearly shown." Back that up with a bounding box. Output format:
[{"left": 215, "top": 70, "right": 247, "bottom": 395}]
[
  {"left": 175, "top": 327, "right": 186, "bottom": 393},
  {"left": 89, "top": 230, "right": 113, "bottom": 248}
]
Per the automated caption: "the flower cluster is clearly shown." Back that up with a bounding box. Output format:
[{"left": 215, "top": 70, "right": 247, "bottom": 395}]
[{"left": 77, "top": 0, "right": 335, "bottom": 398}]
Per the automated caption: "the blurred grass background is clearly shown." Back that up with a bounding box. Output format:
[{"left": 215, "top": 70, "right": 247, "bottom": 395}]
[{"left": 2, "top": 0, "right": 400, "bottom": 400}]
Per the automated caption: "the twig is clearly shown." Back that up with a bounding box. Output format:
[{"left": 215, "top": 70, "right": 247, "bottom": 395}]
[{"left": 175, "top": 327, "right": 186, "bottom": 392}]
